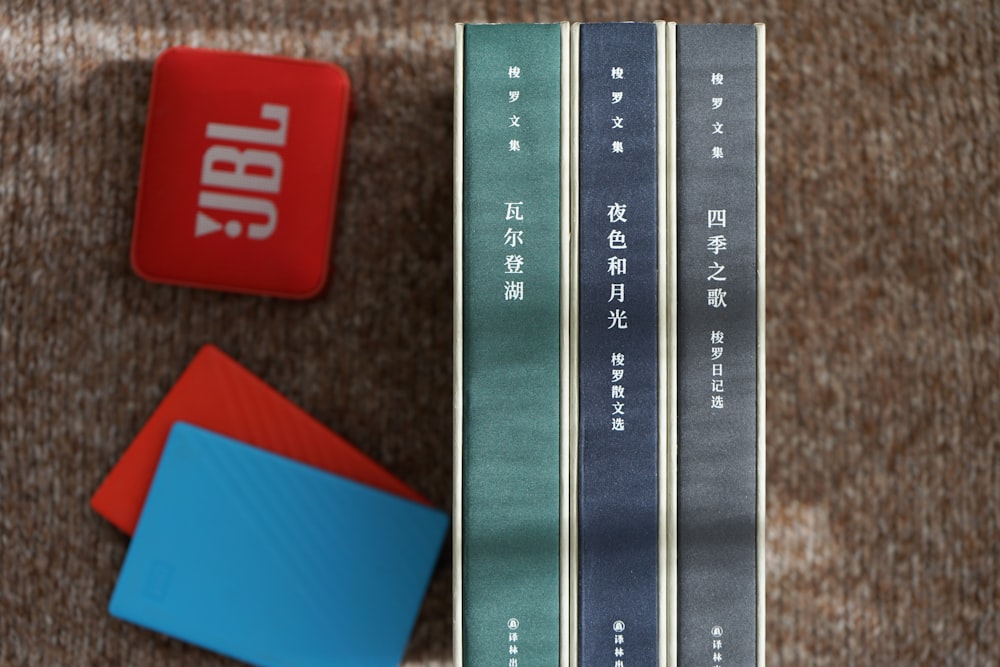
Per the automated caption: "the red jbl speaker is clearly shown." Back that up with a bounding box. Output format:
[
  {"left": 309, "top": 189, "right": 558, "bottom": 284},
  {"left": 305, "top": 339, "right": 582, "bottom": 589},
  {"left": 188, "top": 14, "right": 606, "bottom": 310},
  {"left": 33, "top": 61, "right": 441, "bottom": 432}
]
[{"left": 130, "top": 47, "right": 350, "bottom": 299}]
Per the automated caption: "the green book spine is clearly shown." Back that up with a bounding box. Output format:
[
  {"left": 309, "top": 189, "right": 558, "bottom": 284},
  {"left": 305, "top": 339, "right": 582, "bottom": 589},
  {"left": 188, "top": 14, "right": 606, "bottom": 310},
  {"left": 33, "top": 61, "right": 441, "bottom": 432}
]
[{"left": 454, "top": 22, "right": 568, "bottom": 667}]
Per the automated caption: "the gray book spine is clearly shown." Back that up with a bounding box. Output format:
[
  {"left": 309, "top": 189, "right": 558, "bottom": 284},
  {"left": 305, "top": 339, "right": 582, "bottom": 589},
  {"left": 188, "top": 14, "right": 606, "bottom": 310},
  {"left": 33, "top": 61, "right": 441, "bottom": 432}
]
[{"left": 676, "top": 23, "right": 763, "bottom": 667}]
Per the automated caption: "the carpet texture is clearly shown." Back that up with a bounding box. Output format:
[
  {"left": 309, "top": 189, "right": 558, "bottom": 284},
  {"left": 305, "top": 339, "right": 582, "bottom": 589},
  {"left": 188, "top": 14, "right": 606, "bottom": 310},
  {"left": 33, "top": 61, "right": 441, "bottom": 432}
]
[{"left": 1, "top": 1, "right": 998, "bottom": 665}]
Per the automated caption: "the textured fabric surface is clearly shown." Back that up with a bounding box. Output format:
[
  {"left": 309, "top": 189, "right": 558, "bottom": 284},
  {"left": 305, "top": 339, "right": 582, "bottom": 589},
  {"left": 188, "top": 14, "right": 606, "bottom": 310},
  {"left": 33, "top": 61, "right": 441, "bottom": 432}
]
[{"left": 1, "top": 1, "right": 997, "bottom": 665}]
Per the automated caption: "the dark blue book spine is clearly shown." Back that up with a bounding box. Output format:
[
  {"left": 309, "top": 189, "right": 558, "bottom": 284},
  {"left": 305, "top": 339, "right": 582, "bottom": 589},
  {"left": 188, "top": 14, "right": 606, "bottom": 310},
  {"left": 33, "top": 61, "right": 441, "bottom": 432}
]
[
  {"left": 577, "top": 21, "right": 660, "bottom": 667},
  {"left": 676, "top": 24, "right": 760, "bottom": 667}
]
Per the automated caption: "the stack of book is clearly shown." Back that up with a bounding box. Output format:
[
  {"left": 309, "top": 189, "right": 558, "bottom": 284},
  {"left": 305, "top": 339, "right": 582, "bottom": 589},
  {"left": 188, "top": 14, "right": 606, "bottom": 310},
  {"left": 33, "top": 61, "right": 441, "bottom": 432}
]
[{"left": 454, "top": 21, "right": 765, "bottom": 667}]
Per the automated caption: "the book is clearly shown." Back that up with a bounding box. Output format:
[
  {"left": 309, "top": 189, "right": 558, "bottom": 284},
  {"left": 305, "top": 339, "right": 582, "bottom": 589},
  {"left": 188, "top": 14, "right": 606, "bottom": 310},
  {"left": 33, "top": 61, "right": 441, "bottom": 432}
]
[
  {"left": 675, "top": 23, "right": 765, "bottom": 667},
  {"left": 454, "top": 22, "right": 570, "bottom": 667},
  {"left": 110, "top": 423, "right": 448, "bottom": 667},
  {"left": 573, "top": 20, "right": 667, "bottom": 667}
]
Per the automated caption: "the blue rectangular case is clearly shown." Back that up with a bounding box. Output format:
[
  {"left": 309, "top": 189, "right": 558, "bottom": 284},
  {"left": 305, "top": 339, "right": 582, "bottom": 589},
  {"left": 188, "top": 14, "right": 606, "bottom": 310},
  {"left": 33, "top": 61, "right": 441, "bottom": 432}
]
[{"left": 110, "top": 422, "right": 448, "bottom": 667}]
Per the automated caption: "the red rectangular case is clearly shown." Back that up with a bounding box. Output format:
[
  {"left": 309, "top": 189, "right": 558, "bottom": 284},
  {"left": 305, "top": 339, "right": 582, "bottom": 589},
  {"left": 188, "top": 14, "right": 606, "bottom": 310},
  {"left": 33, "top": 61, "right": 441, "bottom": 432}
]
[{"left": 91, "top": 344, "right": 427, "bottom": 535}]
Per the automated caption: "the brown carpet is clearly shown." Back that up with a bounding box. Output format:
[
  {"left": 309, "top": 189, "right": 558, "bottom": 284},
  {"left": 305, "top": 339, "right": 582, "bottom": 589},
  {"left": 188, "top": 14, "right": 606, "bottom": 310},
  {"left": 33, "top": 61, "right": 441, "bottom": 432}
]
[{"left": 1, "top": 1, "right": 998, "bottom": 665}]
